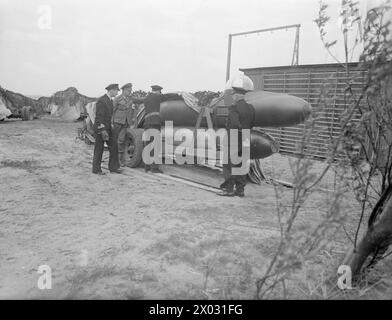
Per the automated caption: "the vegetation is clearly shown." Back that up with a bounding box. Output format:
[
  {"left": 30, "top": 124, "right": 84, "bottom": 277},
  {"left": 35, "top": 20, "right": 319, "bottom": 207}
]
[{"left": 255, "top": 0, "right": 392, "bottom": 298}]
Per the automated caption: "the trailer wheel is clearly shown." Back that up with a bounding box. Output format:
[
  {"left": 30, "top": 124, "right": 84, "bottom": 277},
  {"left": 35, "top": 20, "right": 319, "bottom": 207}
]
[{"left": 124, "top": 128, "right": 144, "bottom": 168}]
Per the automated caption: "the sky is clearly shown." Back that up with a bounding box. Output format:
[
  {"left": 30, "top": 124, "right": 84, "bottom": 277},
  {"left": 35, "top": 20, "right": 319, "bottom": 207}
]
[{"left": 0, "top": 0, "right": 378, "bottom": 97}]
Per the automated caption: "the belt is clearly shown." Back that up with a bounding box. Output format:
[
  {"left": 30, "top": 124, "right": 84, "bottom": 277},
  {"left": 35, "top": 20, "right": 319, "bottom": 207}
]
[{"left": 145, "top": 112, "right": 160, "bottom": 120}]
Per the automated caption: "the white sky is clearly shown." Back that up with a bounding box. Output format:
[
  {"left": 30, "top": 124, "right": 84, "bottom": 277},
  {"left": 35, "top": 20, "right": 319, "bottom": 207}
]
[{"left": 0, "top": 0, "right": 373, "bottom": 96}]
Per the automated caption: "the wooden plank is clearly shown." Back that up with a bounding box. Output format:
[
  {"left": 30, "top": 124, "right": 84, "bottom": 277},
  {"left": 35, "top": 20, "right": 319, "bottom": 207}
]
[
  {"left": 263, "top": 123, "right": 342, "bottom": 133},
  {"left": 262, "top": 71, "right": 366, "bottom": 79},
  {"left": 264, "top": 77, "right": 365, "bottom": 82},
  {"left": 263, "top": 81, "right": 364, "bottom": 88},
  {"left": 153, "top": 173, "right": 220, "bottom": 193},
  {"left": 279, "top": 137, "right": 331, "bottom": 148},
  {"left": 262, "top": 73, "right": 365, "bottom": 80},
  {"left": 279, "top": 140, "right": 330, "bottom": 150},
  {"left": 261, "top": 87, "right": 365, "bottom": 95},
  {"left": 290, "top": 80, "right": 364, "bottom": 86},
  {"left": 279, "top": 145, "right": 329, "bottom": 155},
  {"left": 246, "top": 65, "right": 367, "bottom": 161},
  {"left": 276, "top": 133, "right": 333, "bottom": 144},
  {"left": 278, "top": 137, "right": 331, "bottom": 147}
]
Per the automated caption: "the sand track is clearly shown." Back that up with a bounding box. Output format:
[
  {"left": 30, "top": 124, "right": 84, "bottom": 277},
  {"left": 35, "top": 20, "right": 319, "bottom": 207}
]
[{"left": 0, "top": 119, "right": 359, "bottom": 299}]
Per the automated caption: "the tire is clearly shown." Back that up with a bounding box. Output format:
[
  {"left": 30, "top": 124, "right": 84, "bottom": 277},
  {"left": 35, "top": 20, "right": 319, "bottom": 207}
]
[{"left": 124, "top": 128, "right": 144, "bottom": 168}]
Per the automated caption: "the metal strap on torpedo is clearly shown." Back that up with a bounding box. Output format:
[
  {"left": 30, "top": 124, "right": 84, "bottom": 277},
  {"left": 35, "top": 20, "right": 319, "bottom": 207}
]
[{"left": 144, "top": 112, "right": 160, "bottom": 119}]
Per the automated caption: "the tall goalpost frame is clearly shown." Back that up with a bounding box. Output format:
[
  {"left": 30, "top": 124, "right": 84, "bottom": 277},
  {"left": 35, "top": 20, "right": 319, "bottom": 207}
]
[{"left": 225, "top": 24, "right": 301, "bottom": 81}]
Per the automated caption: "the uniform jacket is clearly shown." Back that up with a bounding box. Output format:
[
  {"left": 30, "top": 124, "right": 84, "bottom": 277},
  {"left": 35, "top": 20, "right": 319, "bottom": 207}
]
[
  {"left": 143, "top": 93, "right": 180, "bottom": 127},
  {"left": 143, "top": 93, "right": 161, "bottom": 127},
  {"left": 227, "top": 98, "right": 255, "bottom": 130},
  {"left": 113, "top": 94, "right": 135, "bottom": 126},
  {"left": 94, "top": 94, "right": 113, "bottom": 133}
]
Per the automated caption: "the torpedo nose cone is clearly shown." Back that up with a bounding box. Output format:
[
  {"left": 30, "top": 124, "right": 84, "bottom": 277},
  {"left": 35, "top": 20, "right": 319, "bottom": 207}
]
[{"left": 250, "top": 130, "right": 279, "bottom": 159}]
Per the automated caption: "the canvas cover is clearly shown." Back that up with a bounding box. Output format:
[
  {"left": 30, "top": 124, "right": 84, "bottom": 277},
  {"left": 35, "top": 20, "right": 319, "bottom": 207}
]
[
  {"left": 49, "top": 100, "right": 86, "bottom": 122},
  {"left": 0, "top": 98, "right": 12, "bottom": 120}
]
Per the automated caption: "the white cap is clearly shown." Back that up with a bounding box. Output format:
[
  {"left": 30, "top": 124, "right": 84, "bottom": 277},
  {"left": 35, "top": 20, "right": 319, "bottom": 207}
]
[{"left": 225, "top": 73, "right": 254, "bottom": 92}]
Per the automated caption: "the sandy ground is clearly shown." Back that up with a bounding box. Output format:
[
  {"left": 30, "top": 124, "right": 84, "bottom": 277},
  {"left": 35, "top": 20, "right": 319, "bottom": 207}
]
[{"left": 0, "top": 118, "right": 390, "bottom": 299}]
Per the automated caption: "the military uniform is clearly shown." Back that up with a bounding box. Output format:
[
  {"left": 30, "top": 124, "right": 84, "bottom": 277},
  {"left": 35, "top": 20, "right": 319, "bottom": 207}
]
[
  {"left": 113, "top": 93, "right": 136, "bottom": 162},
  {"left": 142, "top": 85, "right": 180, "bottom": 172},
  {"left": 142, "top": 85, "right": 181, "bottom": 172},
  {"left": 92, "top": 84, "right": 120, "bottom": 174},
  {"left": 143, "top": 89, "right": 163, "bottom": 172},
  {"left": 220, "top": 95, "right": 255, "bottom": 196}
]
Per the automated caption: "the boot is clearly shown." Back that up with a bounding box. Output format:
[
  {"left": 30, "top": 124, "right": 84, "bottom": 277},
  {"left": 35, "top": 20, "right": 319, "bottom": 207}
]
[
  {"left": 119, "top": 152, "right": 126, "bottom": 167},
  {"left": 151, "top": 164, "right": 163, "bottom": 173},
  {"left": 219, "top": 180, "right": 230, "bottom": 191},
  {"left": 234, "top": 189, "right": 245, "bottom": 197},
  {"left": 216, "top": 183, "right": 234, "bottom": 196},
  {"left": 216, "top": 189, "right": 235, "bottom": 197},
  {"left": 234, "top": 185, "right": 245, "bottom": 197},
  {"left": 110, "top": 168, "right": 123, "bottom": 174}
]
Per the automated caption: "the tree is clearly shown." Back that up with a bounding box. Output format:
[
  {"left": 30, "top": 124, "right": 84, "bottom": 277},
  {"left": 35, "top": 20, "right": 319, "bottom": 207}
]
[
  {"left": 315, "top": 0, "right": 392, "bottom": 281},
  {"left": 254, "top": 0, "right": 391, "bottom": 298}
]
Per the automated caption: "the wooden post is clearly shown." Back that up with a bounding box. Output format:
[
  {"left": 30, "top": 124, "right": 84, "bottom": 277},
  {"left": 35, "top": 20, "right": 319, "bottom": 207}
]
[{"left": 226, "top": 34, "right": 232, "bottom": 82}]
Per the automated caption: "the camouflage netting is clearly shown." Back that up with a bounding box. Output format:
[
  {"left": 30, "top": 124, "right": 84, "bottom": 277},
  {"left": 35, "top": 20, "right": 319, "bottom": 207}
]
[
  {"left": 50, "top": 87, "right": 95, "bottom": 110},
  {"left": 0, "top": 86, "right": 96, "bottom": 120},
  {"left": 0, "top": 86, "right": 44, "bottom": 117},
  {"left": 0, "top": 86, "right": 224, "bottom": 121},
  {"left": 193, "top": 91, "right": 222, "bottom": 106},
  {"left": 47, "top": 87, "right": 96, "bottom": 120}
]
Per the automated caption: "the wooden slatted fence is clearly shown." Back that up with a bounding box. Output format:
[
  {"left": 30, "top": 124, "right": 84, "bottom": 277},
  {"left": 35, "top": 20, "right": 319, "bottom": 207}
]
[{"left": 242, "top": 63, "right": 367, "bottom": 160}]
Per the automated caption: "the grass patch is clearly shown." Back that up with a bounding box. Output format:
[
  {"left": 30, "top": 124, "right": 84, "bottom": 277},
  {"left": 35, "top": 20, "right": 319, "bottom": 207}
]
[{"left": 63, "top": 265, "right": 147, "bottom": 299}]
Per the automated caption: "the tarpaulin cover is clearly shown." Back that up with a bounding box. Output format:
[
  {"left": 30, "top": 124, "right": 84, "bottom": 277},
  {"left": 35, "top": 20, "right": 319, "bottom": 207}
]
[
  {"left": 49, "top": 100, "right": 85, "bottom": 122},
  {"left": 85, "top": 101, "right": 97, "bottom": 124},
  {"left": 0, "top": 99, "right": 12, "bottom": 120}
]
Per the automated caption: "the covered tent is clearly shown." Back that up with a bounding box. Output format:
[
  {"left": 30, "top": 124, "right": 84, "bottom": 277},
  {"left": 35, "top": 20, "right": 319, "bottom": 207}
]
[
  {"left": 48, "top": 87, "right": 95, "bottom": 121},
  {"left": 0, "top": 95, "right": 11, "bottom": 120},
  {"left": 0, "top": 86, "right": 42, "bottom": 118}
]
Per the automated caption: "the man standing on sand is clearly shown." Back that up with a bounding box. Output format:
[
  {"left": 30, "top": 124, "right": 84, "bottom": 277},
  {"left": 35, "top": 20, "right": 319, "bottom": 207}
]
[
  {"left": 143, "top": 85, "right": 164, "bottom": 173},
  {"left": 112, "top": 83, "right": 142, "bottom": 166},
  {"left": 92, "top": 84, "right": 122, "bottom": 175},
  {"left": 217, "top": 86, "right": 255, "bottom": 197},
  {"left": 142, "top": 85, "right": 180, "bottom": 173}
]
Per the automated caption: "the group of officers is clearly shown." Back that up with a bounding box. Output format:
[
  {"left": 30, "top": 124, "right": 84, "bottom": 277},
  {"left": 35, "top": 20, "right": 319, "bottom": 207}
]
[{"left": 91, "top": 82, "right": 254, "bottom": 197}]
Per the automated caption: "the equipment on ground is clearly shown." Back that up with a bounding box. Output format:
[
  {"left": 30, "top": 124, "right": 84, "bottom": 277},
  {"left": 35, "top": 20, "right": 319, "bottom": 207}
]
[
  {"left": 123, "top": 90, "right": 311, "bottom": 174},
  {"left": 78, "top": 88, "right": 311, "bottom": 185}
]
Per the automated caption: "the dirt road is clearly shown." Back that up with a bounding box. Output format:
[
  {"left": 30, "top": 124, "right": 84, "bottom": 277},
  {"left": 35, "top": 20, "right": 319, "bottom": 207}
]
[{"left": 0, "top": 118, "right": 366, "bottom": 299}]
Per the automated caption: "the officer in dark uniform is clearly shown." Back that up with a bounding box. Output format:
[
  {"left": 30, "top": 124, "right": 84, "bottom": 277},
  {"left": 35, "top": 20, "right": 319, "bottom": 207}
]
[
  {"left": 92, "top": 84, "right": 122, "bottom": 175},
  {"left": 143, "top": 85, "right": 165, "bottom": 173},
  {"left": 218, "top": 87, "right": 255, "bottom": 197},
  {"left": 113, "top": 83, "right": 143, "bottom": 166}
]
